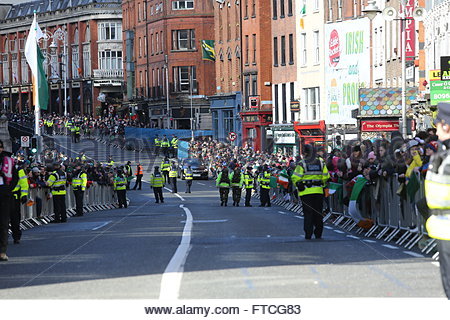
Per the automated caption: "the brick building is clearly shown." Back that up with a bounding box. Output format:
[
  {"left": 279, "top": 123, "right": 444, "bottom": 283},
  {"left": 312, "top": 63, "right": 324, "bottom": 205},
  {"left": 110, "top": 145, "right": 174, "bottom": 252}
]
[
  {"left": 270, "top": 0, "right": 297, "bottom": 155},
  {"left": 209, "top": 0, "right": 243, "bottom": 143},
  {"left": 240, "top": 0, "right": 273, "bottom": 151},
  {"left": 0, "top": 0, "right": 123, "bottom": 116},
  {"left": 122, "top": 0, "right": 215, "bottom": 129}
]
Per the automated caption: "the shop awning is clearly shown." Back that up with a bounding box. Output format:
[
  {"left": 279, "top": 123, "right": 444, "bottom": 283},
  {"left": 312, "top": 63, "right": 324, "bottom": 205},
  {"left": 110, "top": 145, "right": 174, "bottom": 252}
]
[{"left": 359, "top": 88, "right": 418, "bottom": 117}]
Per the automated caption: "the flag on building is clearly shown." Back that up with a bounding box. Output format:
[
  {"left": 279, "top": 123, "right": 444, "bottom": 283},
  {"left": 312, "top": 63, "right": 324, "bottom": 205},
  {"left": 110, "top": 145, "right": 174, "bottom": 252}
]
[
  {"left": 299, "top": 2, "right": 306, "bottom": 29},
  {"left": 201, "top": 40, "right": 215, "bottom": 61},
  {"left": 25, "top": 15, "right": 48, "bottom": 110}
]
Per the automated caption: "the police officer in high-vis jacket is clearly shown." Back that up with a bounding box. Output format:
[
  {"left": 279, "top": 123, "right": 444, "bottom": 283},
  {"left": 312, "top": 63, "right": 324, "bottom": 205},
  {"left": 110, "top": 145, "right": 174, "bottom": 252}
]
[
  {"left": 46, "top": 162, "right": 67, "bottom": 223},
  {"left": 72, "top": 163, "right": 87, "bottom": 217},
  {"left": 11, "top": 159, "right": 29, "bottom": 244},
  {"left": 243, "top": 166, "right": 254, "bottom": 207},
  {"left": 291, "top": 144, "right": 330, "bottom": 240},
  {"left": 425, "top": 102, "right": 450, "bottom": 298},
  {"left": 258, "top": 166, "right": 271, "bottom": 207}
]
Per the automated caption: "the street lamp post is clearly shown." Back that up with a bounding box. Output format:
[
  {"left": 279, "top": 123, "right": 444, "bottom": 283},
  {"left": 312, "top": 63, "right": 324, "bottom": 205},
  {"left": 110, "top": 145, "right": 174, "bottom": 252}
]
[
  {"left": 165, "top": 54, "right": 170, "bottom": 129},
  {"left": 363, "top": 0, "right": 426, "bottom": 139},
  {"left": 47, "top": 27, "right": 68, "bottom": 116}
]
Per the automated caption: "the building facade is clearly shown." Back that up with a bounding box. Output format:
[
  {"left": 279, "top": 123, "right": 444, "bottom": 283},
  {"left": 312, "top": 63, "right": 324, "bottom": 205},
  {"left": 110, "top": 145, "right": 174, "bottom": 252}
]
[
  {"left": 270, "top": 0, "right": 298, "bottom": 155},
  {"left": 209, "top": 0, "right": 243, "bottom": 143},
  {"left": 122, "top": 0, "right": 215, "bottom": 129},
  {"left": 240, "top": 0, "right": 273, "bottom": 152},
  {"left": 0, "top": 0, "right": 123, "bottom": 116}
]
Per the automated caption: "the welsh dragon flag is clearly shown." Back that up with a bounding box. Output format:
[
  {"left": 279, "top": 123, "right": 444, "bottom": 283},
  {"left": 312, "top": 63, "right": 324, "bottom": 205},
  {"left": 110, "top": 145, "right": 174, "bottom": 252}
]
[
  {"left": 277, "top": 169, "right": 289, "bottom": 189},
  {"left": 25, "top": 15, "right": 48, "bottom": 111}
]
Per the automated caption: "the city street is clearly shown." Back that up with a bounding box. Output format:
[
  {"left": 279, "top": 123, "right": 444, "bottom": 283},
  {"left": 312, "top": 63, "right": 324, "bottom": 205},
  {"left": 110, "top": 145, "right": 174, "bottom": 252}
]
[{"left": 0, "top": 136, "right": 445, "bottom": 299}]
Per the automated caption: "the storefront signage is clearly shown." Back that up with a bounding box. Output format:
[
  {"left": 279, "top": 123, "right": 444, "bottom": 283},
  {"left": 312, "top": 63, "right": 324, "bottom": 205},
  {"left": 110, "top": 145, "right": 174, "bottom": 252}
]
[
  {"left": 361, "top": 120, "right": 400, "bottom": 132},
  {"left": 402, "top": 0, "right": 416, "bottom": 61},
  {"left": 273, "top": 131, "right": 296, "bottom": 144},
  {"left": 430, "top": 80, "right": 450, "bottom": 105},
  {"left": 441, "top": 56, "right": 450, "bottom": 81},
  {"left": 325, "top": 19, "right": 370, "bottom": 125},
  {"left": 430, "top": 70, "right": 441, "bottom": 81},
  {"left": 290, "top": 100, "right": 300, "bottom": 112},
  {"left": 242, "top": 115, "right": 259, "bottom": 122}
]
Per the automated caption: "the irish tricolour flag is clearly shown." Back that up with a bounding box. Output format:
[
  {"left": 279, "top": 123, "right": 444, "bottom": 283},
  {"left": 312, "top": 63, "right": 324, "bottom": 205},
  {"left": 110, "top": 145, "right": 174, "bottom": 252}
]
[
  {"left": 25, "top": 14, "right": 48, "bottom": 111},
  {"left": 277, "top": 169, "right": 290, "bottom": 189}
]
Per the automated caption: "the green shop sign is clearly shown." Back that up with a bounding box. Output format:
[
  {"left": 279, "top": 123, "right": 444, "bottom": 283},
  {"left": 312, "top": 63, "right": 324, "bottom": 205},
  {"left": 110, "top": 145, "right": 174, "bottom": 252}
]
[{"left": 430, "top": 80, "right": 450, "bottom": 105}]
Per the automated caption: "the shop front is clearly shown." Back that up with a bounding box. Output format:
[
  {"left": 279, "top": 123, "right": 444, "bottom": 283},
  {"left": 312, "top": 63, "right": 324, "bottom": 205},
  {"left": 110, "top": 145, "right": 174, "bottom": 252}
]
[
  {"left": 241, "top": 111, "right": 272, "bottom": 152},
  {"left": 210, "top": 92, "right": 242, "bottom": 144},
  {"left": 271, "top": 124, "right": 298, "bottom": 156}
]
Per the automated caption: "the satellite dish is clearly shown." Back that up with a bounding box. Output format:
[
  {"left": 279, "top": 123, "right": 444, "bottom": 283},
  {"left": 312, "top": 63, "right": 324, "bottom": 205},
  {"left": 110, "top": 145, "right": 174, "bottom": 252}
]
[
  {"left": 382, "top": 7, "right": 397, "bottom": 21},
  {"left": 413, "top": 7, "right": 426, "bottom": 21}
]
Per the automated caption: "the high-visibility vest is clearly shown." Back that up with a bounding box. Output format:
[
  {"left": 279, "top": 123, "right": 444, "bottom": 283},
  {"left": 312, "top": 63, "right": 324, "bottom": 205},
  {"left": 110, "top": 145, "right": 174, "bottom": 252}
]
[
  {"left": 154, "top": 138, "right": 161, "bottom": 147},
  {"left": 184, "top": 169, "right": 193, "bottom": 180},
  {"left": 425, "top": 148, "right": 450, "bottom": 240},
  {"left": 291, "top": 158, "right": 330, "bottom": 196},
  {"left": 72, "top": 171, "right": 88, "bottom": 192},
  {"left": 48, "top": 121, "right": 53, "bottom": 127},
  {"left": 125, "top": 165, "right": 132, "bottom": 176},
  {"left": 243, "top": 173, "right": 254, "bottom": 189},
  {"left": 136, "top": 165, "right": 143, "bottom": 175},
  {"left": 114, "top": 176, "right": 127, "bottom": 191},
  {"left": 108, "top": 160, "right": 115, "bottom": 167},
  {"left": 216, "top": 172, "right": 230, "bottom": 188},
  {"left": 258, "top": 172, "right": 271, "bottom": 189},
  {"left": 171, "top": 138, "right": 179, "bottom": 148},
  {"left": 161, "top": 161, "right": 171, "bottom": 171},
  {"left": 169, "top": 167, "right": 178, "bottom": 178},
  {"left": 161, "top": 139, "right": 170, "bottom": 147},
  {"left": 229, "top": 171, "right": 244, "bottom": 187},
  {"left": 12, "top": 168, "right": 29, "bottom": 200},
  {"left": 75, "top": 126, "right": 81, "bottom": 134},
  {"left": 47, "top": 170, "right": 67, "bottom": 195},
  {"left": 150, "top": 173, "right": 165, "bottom": 187}
]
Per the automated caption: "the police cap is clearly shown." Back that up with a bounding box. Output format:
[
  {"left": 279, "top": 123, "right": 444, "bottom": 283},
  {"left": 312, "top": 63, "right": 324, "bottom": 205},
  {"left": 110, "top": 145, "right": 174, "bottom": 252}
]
[{"left": 435, "top": 102, "right": 450, "bottom": 125}]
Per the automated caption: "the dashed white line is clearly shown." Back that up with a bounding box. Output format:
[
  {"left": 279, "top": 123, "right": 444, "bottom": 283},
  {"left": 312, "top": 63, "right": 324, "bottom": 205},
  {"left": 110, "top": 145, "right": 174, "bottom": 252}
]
[
  {"left": 346, "top": 235, "right": 360, "bottom": 240},
  {"left": 159, "top": 204, "right": 193, "bottom": 299},
  {"left": 91, "top": 221, "right": 111, "bottom": 231},
  {"left": 197, "top": 182, "right": 206, "bottom": 186},
  {"left": 278, "top": 211, "right": 286, "bottom": 214},
  {"left": 403, "top": 251, "right": 424, "bottom": 258},
  {"left": 333, "top": 230, "right": 345, "bottom": 234},
  {"left": 382, "top": 244, "right": 399, "bottom": 250},
  {"left": 363, "top": 239, "right": 377, "bottom": 243},
  {"left": 324, "top": 226, "right": 334, "bottom": 230}
]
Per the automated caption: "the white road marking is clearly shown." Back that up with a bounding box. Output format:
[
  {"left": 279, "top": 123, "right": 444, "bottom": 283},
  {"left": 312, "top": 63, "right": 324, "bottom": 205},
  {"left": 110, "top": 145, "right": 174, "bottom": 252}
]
[
  {"left": 382, "top": 244, "right": 399, "bottom": 250},
  {"left": 432, "top": 262, "right": 440, "bottom": 267},
  {"left": 333, "top": 230, "right": 345, "bottom": 234},
  {"left": 294, "top": 216, "right": 304, "bottom": 219},
  {"left": 278, "top": 211, "right": 286, "bottom": 214},
  {"left": 163, "top": 187, "right": 185, "bottom": 201},
  {"left": 91, "top": 221, "right": 111, "bottom": 231},
  {"left": 363, "top": 239, "right": 377, "bottom": 243},
  {"left": 346, "top": 235, "right": 360, "bottom": 240},
  {"left": 181, "top": 219, "right": 228, "bottom": 223},
  {"left": 197, "top": 182, "right": 206, "bottom": 186},
  {"left": 324, "top": 226, "right": 334, "bottom": 230},
  {"left": 159, "top": 204, "right": 193, "bottom": 299},
  {"left": 403, "top": 251, "right": 424, "bottom": 258}
]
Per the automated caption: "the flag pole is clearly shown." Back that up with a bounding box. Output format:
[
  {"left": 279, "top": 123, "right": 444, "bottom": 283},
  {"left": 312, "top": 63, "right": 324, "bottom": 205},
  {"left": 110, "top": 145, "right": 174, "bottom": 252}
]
[{"left": 33, "top": 11, "right": 41, "bottom": 138}]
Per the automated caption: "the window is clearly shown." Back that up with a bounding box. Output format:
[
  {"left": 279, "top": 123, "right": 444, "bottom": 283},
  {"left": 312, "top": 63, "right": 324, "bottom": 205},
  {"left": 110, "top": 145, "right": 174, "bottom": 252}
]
[
  {"left": 273, "top": 37, "right": 278, "bottom": 66},
  {"left": 252, "top": 0, "right": 256, "bottom": 17},
  {"left": 138, "top": 2, "right": 141, "bottom": 21},
  {"left": 314, "top": 0, "right": 319, "bottom": 12},
  {"left": 21, "top": 51, "right": 28, "bottom": 83},
  {"left": 224, "top": 110, "right": 234, "bottom": 134},
  {"left": 313, "top": 31, "right": 319, "bottom": 64},
  {"left": 273, "top": 0, "right": 277, "bottom": 19},
  {"left": 172, "top": 29, "right": 196, "bottom": 50},
  {"left": 72, "top": 45, "right": 80, "bottom": 79},
  {"left": 2, "top": 54, "right": 9, "bottom": 85},
  {"left": 139, "top": 37, "right": 142, "bottom": 57},
  {"left": 252, "top": 34, "right": 256, "bottom": 64},
  {"left": 98, "top": 50, "right": 123, "bottom": 70},
  {"left": 303, "top": 87, "right": 320, "bottom": 120},
  {"left": 282, "top": 83, "right": 287, "bottom": 122},
  {"left": 245, "top": 35, "right": 249, "bottom": 65},
  {"left": 280, "top": 35, "right": 286, "bottom": 65},
  {"left": 300, "top": 33, "right": 306, "bottom": 66},
  {"left": 160, "top": 31, "right": 163, "bottom": 53},
  {"left": 82, "top": 44, "right": 91, "bottom": 77},
  {"left": 144, "top": 1, "right": 147, "bottom": 19},
  {"left": 244, "top": 0, "right": 248, "bottom": 18},
  {"left": 172, "top": 0, "right": 194, "bottom": 10},
  {"left": 144, "top": 35, "right": 147, "bottom": 56},
  {"left": 274, "top": 84, "right": 279, "bottom": 123},
  {"left": 280, "top": 0, "right": 285, "bottom": 18},
  {"left": 288, "top": 0, "right": 293, "bottom": 16},
  {"left": 11, "top": 53, "right": 18, "bottom": 84},
  {"left": 290, "top": 82, "right": 295, "bottom": 121},
  {"left": 151, "top": 33, "right": 154, "bottom": 54},
  {"left": 289, "top": 33, "right": 294, "bottom": 64},
  {"left": 328, "top": 0, "right": 332, "bottom": 21},
  {"left": 173, "top": 66, "right": 197, "bottom": 92},
  {"left": 338, "top": 0, "right": 343, "bottom": 20},
  {"left": 98, "top": 22, "right": 122, "bottom": 41},
  {"left": 353, "top": 0, "right": 358, "bottom": 17},
  {"left": 251, "top": 74, "right": 257, "bottom": 95},
  {"left": 156, "top": 33, "right": 159, "bottom": 53}
]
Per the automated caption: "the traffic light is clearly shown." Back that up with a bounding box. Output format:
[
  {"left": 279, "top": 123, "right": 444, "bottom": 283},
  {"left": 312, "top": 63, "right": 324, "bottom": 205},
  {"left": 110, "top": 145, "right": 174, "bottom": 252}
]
[
  {"left": 31, "top": 137, "right": 38, "bottom": 154},
  {"left": 198, "top": 114, "right": 202, "bottom": 124},
  {"left": 335, "top": 135, "right": 341, "bottom": 146}
]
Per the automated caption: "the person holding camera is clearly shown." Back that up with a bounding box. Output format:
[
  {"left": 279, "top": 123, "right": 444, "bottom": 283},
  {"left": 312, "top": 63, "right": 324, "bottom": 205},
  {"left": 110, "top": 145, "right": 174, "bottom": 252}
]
[{"left": 291, "top": 144, "right": 330, "bottom": 240}]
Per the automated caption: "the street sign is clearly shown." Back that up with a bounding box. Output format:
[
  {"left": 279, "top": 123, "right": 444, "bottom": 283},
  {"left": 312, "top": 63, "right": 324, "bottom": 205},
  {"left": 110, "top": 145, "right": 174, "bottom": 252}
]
[
  {"left": 228, "top": 132, "right": 237, "bottom": 141},
  {"left": 21, "top": 136, "right": 30, "bottom": 148}
]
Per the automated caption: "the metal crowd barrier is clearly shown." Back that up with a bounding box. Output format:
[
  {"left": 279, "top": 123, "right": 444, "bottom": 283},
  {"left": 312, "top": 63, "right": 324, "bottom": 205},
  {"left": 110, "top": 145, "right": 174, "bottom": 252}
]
[
  {"left": 20, "top": 184, "right": 116, "bottom": 223},
  {"left": 254, "top": 173, "right": 437, "bottom": 255}
]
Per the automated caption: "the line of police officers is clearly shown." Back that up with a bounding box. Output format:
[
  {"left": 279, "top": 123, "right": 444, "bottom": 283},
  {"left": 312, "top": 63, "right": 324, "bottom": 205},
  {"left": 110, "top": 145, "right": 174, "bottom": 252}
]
[{"left": 154, "top": 134, "right": 178, "bottom": 158}]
